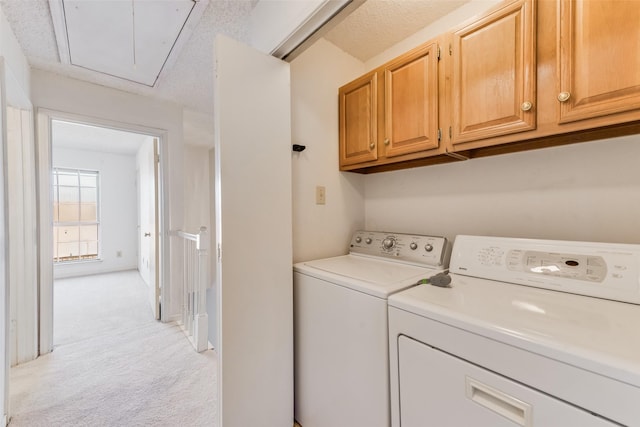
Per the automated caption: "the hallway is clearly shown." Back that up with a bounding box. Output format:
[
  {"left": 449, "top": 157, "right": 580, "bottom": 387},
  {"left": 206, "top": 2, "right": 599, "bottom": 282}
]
[{"left": 9, "top": 270, "right": 216, "bottom": 426}]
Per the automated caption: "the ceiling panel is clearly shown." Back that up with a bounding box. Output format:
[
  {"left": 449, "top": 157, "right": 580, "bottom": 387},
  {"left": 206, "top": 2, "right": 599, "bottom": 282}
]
[{"left": 61, "top": 0, "right": 195, "bottom": 86}]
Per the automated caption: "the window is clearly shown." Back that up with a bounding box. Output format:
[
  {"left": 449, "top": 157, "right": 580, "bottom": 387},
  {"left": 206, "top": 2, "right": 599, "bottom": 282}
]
[{"left": 53, "top": 168, "right": 100, "bottom": 263}]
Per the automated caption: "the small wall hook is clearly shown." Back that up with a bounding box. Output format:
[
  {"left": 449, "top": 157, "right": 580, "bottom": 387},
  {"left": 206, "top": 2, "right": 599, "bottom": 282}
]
[{"left": 292, "top": 144, "right": 306, "bottom": 152}]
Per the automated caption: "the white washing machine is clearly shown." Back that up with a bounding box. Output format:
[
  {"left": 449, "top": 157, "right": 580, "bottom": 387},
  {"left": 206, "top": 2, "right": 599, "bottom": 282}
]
[
  {"left": 294, "top": 230, "right": 450, "bottom": 427},
  {"left": 388, "top": 235, "right": 640, "bottom": 427}
]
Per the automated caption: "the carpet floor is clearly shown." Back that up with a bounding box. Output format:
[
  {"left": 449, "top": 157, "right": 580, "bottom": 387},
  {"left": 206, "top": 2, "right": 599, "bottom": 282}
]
[{"left": 9, "top": 270, "right": 217, "bottom": 427}]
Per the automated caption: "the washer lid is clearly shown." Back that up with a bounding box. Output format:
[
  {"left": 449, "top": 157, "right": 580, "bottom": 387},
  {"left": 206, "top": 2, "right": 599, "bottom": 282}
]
[
  {"left": 389, "top": 275, "right": 640, "bottom": 388},
  {"left": 294, "top": 255, "right": 441, "bottom": 298}
]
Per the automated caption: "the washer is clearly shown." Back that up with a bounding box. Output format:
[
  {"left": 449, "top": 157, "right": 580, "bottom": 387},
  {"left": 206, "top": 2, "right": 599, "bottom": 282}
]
[
  {"left": 388, "top": 235, "right": 640, "bottom": 427},
  {"left": 294, "top": 230, "right": 450, "bottom": 427}
]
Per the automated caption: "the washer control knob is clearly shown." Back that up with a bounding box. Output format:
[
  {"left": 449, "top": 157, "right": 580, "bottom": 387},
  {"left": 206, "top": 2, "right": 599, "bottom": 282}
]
[
  {"left": 365, "top": 238, "right": 372, "bottom": 245},
  {"left": 424, "top": 244, "right": 434, "bottom": 252},
  {"left": 382, "top": 237, "right": 396, "bottom": 250},
  {"left": 355, "top": 236, "right": 362, "bottom": 243},
  {"left": 410, "top": 242, "right": 418, "bottom": 250}
]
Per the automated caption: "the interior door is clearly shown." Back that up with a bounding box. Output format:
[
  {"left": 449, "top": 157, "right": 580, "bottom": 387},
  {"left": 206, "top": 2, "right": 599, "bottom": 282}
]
[
  {"left": 137, "top": 137, "right": 160, "bottom": 319},
  {"left": 214, "top": 35, "right": 292, "bottom": 427}
]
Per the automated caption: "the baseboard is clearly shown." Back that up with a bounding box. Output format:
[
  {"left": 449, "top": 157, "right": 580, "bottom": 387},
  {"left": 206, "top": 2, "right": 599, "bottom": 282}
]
[{"left": 167, "top": 314, "right": 181, "bottom": 323}]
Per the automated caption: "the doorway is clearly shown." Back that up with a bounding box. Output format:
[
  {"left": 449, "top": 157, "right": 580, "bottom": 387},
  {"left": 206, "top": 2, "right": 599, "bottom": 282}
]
[{"left": 34, "top": 110, "right": 169, "bottom": 354}]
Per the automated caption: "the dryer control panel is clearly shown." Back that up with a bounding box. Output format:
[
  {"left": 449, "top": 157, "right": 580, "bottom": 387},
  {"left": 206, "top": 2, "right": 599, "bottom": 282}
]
[
  {"left": 349, "top": 231, "right": 450, "bottom": 268},
  {"left": 450, "top": 235, "right": 640, "bottom": 304}
]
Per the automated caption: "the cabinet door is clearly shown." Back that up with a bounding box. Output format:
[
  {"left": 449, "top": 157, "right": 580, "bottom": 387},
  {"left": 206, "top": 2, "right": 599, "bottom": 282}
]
[
  {"left": 557, "top": 0, "right": 640, "bottom": 124},
  {"left": 339, "top": 72, "right": 378, "bottom": 167},
  {"left": 384, "top": 42, "right": 439, "bottom": 158},
  {"left": 451, "top": 0, "right": 536, "bottom": 146}
]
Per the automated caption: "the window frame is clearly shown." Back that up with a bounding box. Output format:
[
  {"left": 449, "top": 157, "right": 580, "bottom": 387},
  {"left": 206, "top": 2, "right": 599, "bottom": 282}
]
[{"left": 52, "top": 167, "right": 101, "bottom": 263}]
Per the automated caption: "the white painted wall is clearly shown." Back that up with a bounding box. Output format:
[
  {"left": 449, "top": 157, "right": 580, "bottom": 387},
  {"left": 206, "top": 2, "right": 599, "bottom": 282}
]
[
  {"left": 1, "top": 7, "right": 31, "bottom": 423},
  {"left": 52, "top": 147, "right": 138, "bottom": 278},
  {"left": 365, "top": 135, "right": 640, "bottom": 244},
  {"left": 290, "top": 38, "right": 366, "bottom": 263},
  {"left": 31, "top": 69, "right": 184, "bottom": 320},
  {"left": 214, "top": 34, "right": 292, "bottom": 427},
  {"left": 183, "top": 145, "right": 211, "bottom": 232}
]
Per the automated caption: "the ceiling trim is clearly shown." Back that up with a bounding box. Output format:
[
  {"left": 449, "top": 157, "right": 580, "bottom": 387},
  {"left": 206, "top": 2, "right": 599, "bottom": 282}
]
[{"left": 47, "top": 0, "right": 209, "bottom": 87}]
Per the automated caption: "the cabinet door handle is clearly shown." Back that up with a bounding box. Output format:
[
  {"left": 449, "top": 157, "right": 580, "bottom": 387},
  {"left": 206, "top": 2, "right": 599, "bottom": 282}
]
[
  {"left": 384, "top": 138, "right": 390, "bottom": 145},
  {"left": 557, "top": 92, "right": 571, "bottom": 102},
  {"left": 521, "top": 101, "right": 533, "bottom": 111},
  {"left": 369, "top": 143, "right": 375, "bottom": 149},
  {"left": 465, "top": 377, "right": 532, "bottom": 426},
  {"left": 144, "top": 232, "right": 151, "bottom": 237}
]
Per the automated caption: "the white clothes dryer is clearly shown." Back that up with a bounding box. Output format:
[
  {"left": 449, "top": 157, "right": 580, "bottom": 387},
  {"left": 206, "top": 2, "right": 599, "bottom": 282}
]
[
  {"left": 388, "top": 235, "right": 640, "bottom": 427},
  {"left": 294, "top": 230, "right": 450, "bottom": 427}
]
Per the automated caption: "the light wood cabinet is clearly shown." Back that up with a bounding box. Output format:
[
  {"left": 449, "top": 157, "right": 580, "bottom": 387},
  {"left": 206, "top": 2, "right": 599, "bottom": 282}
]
[
  {"left": 338, "top": 0, "right": 640, "bottom": 173},
  {"left": 383, "top": 42, "right": 440, "bottom": 158},
  {"left": 557, "top": 0, "right": 640, "bottom": 125},
  {"left": 339, "top": 72, "right": 378, "bottom": 167},
  {"left": 451, "top": 0, "right": 536, "bottom": 145},
  {"left": 339, "top": 40, "right": 444, "bottom": 172}
]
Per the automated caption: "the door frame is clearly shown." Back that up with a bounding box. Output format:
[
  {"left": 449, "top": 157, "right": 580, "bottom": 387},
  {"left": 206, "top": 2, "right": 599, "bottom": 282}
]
[{"left": 34, "top": 108, "right": 170, "bottom": 354}]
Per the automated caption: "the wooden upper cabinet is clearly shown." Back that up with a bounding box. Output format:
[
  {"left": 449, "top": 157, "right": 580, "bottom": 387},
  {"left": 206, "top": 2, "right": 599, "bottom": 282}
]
[
  {"left": 339, "top": 72, "right": 378, "bottom": 167},
  {"left": 451, "top": 0, "right": 537, "bottom": 146},
  {"left": 557, "top": 0, "right": 640, "bottom": 124},
  {"left": 384, "top": 42, "right": 440, "bottom": 158}
]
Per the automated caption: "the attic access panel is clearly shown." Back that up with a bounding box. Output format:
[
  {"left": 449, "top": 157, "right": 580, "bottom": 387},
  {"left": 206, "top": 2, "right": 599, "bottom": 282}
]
[{"left": 51, "top": 0, "right": 204, "bottom": 87}]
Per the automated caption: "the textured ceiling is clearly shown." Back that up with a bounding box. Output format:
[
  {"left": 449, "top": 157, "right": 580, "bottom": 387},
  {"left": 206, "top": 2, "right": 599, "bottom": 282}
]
[
  {"left": 325, "top": 0, "right": 470, "bottom": 62},
  {"left": 1, "top": 0, "right": 471, "bottom": 115},
  {"left": 0, "top": 0, "right": 252, "bottom": 114}
]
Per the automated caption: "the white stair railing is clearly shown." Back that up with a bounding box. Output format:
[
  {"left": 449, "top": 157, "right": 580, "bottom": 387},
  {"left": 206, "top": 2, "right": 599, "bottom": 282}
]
[{"left": 177, "top": 226, "right": 209, "bottom": 352}]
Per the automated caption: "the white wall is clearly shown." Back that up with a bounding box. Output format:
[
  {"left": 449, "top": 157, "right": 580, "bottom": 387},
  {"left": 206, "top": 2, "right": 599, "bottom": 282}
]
[
  {"left": 52, "top": 147, "right": 138, "bottom": 278},
  {"left": 365, "top": 135, "right": 640, "bottom": 244},
  {"left": 290, "top": 38, "right": 367, "bottom": 263},
  {"left": 183, "top": 145, "right": 211, "bottom": 232},
  {"left": 1, "top": 7, "right": 31, "bottom": 423},
  {"left": 31, "top": 69, "right": 185, "bottom": 320}
]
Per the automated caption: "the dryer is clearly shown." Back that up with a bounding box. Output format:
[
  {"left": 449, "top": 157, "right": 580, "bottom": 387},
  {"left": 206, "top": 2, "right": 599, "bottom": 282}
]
[
  {"left": 388, "top": 235, "right": 640, "bottom": 427},
  {"left": 294, "top": 230, "right": 450, "bottom": 427}
]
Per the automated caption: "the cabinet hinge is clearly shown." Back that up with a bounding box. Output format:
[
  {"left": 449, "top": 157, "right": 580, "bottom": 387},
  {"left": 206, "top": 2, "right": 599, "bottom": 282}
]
[
  {"left": 449, "top": 126, "right": 452, "bottom": 138},
  {"left": 437, "top": 128, "right": 442, "bottom": 141},
  {"left": 449, "top": 44, "right": 452, "bottom": 56},
  {"left": 437, "top": 46, "right": 441, "bottom": 60}
]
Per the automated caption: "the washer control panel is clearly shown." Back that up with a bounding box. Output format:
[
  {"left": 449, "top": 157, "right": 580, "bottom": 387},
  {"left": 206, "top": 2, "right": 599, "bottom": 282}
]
[{"left": 350, "top": 230, "right": 450, "bottom": 267}]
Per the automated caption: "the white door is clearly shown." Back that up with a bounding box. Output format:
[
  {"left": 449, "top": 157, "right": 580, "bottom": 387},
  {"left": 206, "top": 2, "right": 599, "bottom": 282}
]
[
  {"left": 137, "top": 137, "right": 160, "bottom": 319},
  {"left": 214, "top": 35, "right": 293, "bottom": 427}
]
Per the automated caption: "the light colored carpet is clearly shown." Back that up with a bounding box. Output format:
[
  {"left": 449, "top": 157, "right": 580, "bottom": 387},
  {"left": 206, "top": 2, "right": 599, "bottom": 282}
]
[{"left": 9, "top": 270, "right": 217, "bottom": 427}]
